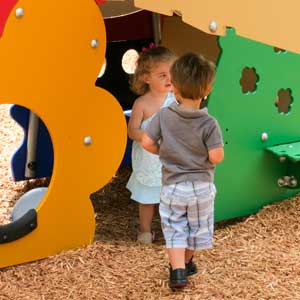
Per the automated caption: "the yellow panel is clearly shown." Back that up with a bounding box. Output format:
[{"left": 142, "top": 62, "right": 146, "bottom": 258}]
[
  {"left": 0, "top": 0, "right": 126, "bottom": 267},
  {"left": 100, "top": 0, "right": 140, "bottom": 18},
  {"left": 161, "top": 16, "right": 220, "bottom": 64},
  {"left": 135, "top": 0, "right": 300, "bottom": 53}
]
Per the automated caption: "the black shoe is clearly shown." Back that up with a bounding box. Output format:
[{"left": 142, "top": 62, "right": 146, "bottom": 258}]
[
  {"left": 169, "top": 268, "right": 187, "bottom": 289},
  {"left": 185, "top": 259, "right": 197, "bottom": 276}
]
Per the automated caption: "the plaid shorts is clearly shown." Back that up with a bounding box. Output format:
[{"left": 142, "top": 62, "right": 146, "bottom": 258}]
[{"left": 159, "top": 181, "right": 216, "bottom": 250}]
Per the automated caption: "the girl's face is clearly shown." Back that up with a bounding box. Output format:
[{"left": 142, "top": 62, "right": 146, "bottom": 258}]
[{"left": 144, "top": 61, "right": 173, "bottom": 94}]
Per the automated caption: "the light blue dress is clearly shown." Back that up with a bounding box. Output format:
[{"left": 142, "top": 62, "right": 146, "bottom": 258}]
[{"left": 126, "top": 92, "right": 175, "bottom": 204}]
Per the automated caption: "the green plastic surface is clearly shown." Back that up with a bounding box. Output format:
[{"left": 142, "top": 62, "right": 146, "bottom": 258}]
[
  {"left": 208, "top": 29, "right": 300, "bottom": 221},
  {"left": 266, "top": 142, "right": 300, "bottom": 162}
]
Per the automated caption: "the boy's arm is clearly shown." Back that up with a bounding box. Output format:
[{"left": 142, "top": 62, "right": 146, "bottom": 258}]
[
  {"left": 141, "top": 132, "right": 159, "bottom": 155},
  {"left": 208, "top": 147, "right": 224, "bottom": 164},
  {"left": 142, "top": 112, "right": 162, "bottom": 154},
  {"left": 205, "top": 119, "right": 224, "bottom": 164}
]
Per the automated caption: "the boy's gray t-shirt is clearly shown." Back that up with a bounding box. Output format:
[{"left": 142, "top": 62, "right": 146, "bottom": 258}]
[{"left": 145, "top": 102, "right": 223, "bottom": 185}]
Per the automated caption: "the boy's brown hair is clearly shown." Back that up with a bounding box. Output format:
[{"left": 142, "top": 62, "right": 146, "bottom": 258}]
[
  {"left": 130, "top": 46, "right": 176, "bottom": 95},
  {"left": 171, "top": 53, "right": 215, "bottom": 100}
]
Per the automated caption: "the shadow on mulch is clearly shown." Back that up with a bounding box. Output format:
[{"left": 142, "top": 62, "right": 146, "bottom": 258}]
[
  {"left": 90, "top": 166, "right": 165, "bottom": 245},
  {"left": 89, "top": 166, "right": 246, "bottom": 245},
  {"left": 8, "top": 166, "right": 247, "bottom": 245}
]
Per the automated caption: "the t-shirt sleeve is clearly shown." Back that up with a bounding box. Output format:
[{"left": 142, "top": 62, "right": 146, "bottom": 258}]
[
  {"left": 145, "top": 112, "right": 161, "bottom": 142},
  {"left": 205, "top": 118, "right": 224, "bottom": 150}
]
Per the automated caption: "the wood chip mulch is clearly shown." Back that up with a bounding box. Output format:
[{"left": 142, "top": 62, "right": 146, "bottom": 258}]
[{"left": 1, "top": 105, "right": 300, "bottom": 300}]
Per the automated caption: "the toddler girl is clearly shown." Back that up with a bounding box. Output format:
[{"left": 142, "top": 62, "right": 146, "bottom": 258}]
[{"left": 127, "top": 46, "right": 176, "bottom": 244}]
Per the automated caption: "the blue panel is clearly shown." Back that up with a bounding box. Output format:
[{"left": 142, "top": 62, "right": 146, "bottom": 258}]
[
  {"left": 120, "top": 110, "right": 132, "bottom": 166},
  {"left": 10, "top": 105, "right": 54, "bottom": 181}
]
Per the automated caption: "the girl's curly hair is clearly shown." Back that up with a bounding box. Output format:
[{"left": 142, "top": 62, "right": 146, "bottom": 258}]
[{"left": 130, "top": 46, "right": 176, "bottom": 95}]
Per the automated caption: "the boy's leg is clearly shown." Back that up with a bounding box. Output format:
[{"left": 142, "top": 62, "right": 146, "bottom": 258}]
[
  {"left": 185, "top": 249, "right": 195, "bottom": 263},
  {"left": 168, "top": 250, "right": 187, "bottom": 289},
  {"left": 168, "top": 248, "right": 195, "bottom": 269},
  {"left": 167, "top": 248, "right": 185, "bottom": 269},
  {"left": 139, "top": 203, "right": 155, "bottom": 233},
  {"left": 187, "top": 182, "right": 215, "bottom": 250},
  {"left": 160, "top": 183, "right": 190, "bottom": 287},
  {"left": 184, "top": 182, "right": 216, "bottom": 276},
  {"left": 159, "top": 195, "right": 188, "bottom": 269},
  {"left": 185, "top": 249, "right": 197, "bottom": 276}
]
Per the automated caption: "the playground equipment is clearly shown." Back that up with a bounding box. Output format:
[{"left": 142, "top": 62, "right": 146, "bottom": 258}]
[
  {"left": 1, "top": 0, "right": 300, "bottom": 268},
  {"left": 134, "top": 0, "right": 300, "bottom": 220},
  {"left": 9, "top": 0, "right": 154, "bottom": 180},
  {"left": 134, "top": 0, "right": 300, "bottom": 53},
  {"left": 0, "top": 0, "right": 126, "bottom": 267}
]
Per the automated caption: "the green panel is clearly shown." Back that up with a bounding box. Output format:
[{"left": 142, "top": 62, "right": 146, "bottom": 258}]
[
  {"left": 208, "top": 29, "right": 300, "bottom": 221},
  {"left": 266, "top": 141, "right": 300, "bottom": 162}
]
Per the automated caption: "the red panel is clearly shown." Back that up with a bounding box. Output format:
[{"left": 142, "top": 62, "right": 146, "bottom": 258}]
[
  {"left": 104, "top": 10, "right": 153, "bottom": 42},
  {"left": 95, "top": 0, "right": 106, "bottom": 5},
  {"left": 0, "top": 0, "right": 19, "bottom": 37}
]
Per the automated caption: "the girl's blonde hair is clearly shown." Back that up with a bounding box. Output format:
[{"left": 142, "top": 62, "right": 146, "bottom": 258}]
[
  {"left": 130, "top": 46, "right": 176, "bottom": 95},
  {"left": 171, "top": 52, "right": 215, "bottom": 100}
]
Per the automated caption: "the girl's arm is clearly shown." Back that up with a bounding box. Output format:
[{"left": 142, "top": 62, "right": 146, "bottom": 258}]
[
  {"left": 141, "top": 132, "right": 159, "bottom": 155},
  {"left": 128, "top": 100, "right": 144, "bottom": 141},
  {"left": 208, "top": 147, "right": 224, "bottom": 164}
]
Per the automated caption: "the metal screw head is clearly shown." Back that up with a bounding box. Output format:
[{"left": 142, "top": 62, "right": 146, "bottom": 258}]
[
  {"left": 91, "top": 39, "right": 99, "bottom": 48},
  {"left": 2, "top": 235, "right": 7, "bottom": 240},
  {"left": 15, "top": 7, "right": 24, "bottom": 18},
  {"left": 277, "top": 178, "right": 286, "bottom": 187},
  {"left": 209, "top": 21, "right": 218, "bottom": 32},
  {"left": 27, "top": 161, "right": 37, "bottom": 171},
  {"left": 279, "top": 156, "right": 286, "bottom": 163},
  {"left": 261, "top": 132, "right": 268, "bottom": 141},
  {"left": 289, "top": 176, "right": 298, "bottom": 188},
  {"left": 84, "top": 136, "right": 92, "bottom": 145}
]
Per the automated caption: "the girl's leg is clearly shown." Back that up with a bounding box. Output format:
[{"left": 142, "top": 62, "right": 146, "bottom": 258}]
[{"left": 139, "top": 203, "right": 155, "bottom": 232}]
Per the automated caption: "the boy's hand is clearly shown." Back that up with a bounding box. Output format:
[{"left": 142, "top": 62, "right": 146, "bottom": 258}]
[{"left": 141, "top": 132, "right": 159, "bottom": 155}]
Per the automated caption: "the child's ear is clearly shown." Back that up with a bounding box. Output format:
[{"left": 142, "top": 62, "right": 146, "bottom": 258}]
[
  {"left": 142, "top": 73, "right": 150, "bottom": 84},
  {"left": 205, "top": 84, "right": 213, "bottom": 96}
]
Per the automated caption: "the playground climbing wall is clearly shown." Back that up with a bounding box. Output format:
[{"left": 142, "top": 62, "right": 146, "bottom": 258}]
[
  {"left": 134, "top": 0, "right": 300, "bottom": 221},
  {"left": 0, "top": 0, "right": 126, "bottom": 267}
]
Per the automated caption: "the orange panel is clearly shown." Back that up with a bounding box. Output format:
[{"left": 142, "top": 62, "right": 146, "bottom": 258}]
[{"left": 0, "top": 0, "right": 126, "bottom": 267}]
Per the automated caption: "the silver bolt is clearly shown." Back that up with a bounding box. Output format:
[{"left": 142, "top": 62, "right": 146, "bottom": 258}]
[
  {"left": 279, "top": 156, "right": 286, "bottom": 162},
  {"left": 209, "top": 21, "right": 218, "bottom": 32},
  {"left": 84, "top": 136, "right": 92, "bottom": 145},
  {"left": 91, "top": 39, "right": 99, "bottom": 48},
  {"left": 289, "top": 177, "right": 298, "bottom": 188},
  {"left": 15, "top": 7, "right": 24, "bottom": 18},
  {"left": 277, "top": 178, "right": 286, "bottom": 187},
  {"left": 2, "top": 235, "right": 7, "bottom": 240},
  {"left": 261, "top": 132, "right": 268, "bottom": 141},
  {"left": 277, "top": 176, "right": 297, "bottom": 188}
]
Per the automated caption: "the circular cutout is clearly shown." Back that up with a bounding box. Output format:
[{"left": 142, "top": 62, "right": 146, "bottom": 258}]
[
  {"left": 97, "top": 57, "right": 107, "bottom": 78},
  {"left": 122, "top": 49, "right": 139, "bottom": 74}
]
